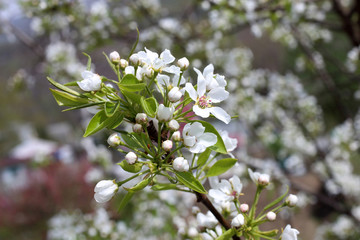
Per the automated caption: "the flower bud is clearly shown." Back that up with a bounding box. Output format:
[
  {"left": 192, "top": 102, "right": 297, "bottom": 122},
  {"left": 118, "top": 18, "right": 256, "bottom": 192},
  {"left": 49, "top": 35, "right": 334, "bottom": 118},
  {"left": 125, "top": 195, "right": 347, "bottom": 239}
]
[
  {"left": 162, "top": 140, "right": 173, "bottom": 152},
  {"left": 240, "top": 204, "right": 249, "bottom": 213},
  {"left": 168, "top": 87, "right": 182, "bottom": 102},
  {"left": 266, "top": 211, "right": 276, "bottom": 221},
  {"left": 258, "top": 173, "right": 270, "bottom": 186},
  {"left": 169, "top": 119, "right": 180, "bottom": 131},
  {"left": 135, "top": 113, "right": 148, "bottom": 124},
  {"left": 231, "top": 214, "right": 245, "bottom": 227},
  {"left": 133, "top": 123, "right": 143, "bottom": 133},
  {"left": 157, "top": 104, "right": 174, "bottom": 122},
  {"left": 107, "top": 133, "right": 122, "bottom": 147},
  {"left": 109, "top": 51, "right": 120, "bottom": 64},
  {"left": 188, "top": 227, "right": 198, "bottom": 238},
  {"left": 129, "top": 54, "right": 140, "bottom": 65},
  {"left": 177, "top": 57, "right": 189, "bottom": 70},
  {"left": 144, "top": 67, "right": 154, "bottom": 78},
  {"left": 173, "top": 157, "right": 189, "bottom": 172},
  {"left": 172, "top": 131, "right": 181, "bottom": 141},
  {"left": 125, "top": 152, "right": 138, "bottom": 165},
  {"left": 286, "top": 194, "right": 298, "bottom": 207},
  {"left": 119, "top": 59, "right": 129, "bottom": 68},
  {"left": 94, "top": 180, "right": 118, "bottom": 203}
]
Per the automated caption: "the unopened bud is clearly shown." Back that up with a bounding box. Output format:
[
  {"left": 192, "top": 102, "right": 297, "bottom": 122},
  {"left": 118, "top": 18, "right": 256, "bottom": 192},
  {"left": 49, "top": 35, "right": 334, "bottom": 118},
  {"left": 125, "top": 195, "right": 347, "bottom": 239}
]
[
  {"left": 240, "top": 204, "right": 249, "bottom": 213},
  {"left": 109, "top": 51, "right": 120, "bottom": 64},
  {"left": 135, "top": 113, "right": 148, "bottom": 124},
  {"left": 125, "top": 152, "right": 138, "bottom": 165},
  {"left": 231, "top": 214, "right": 245, "bottom": 227},
  {"left": 173, "top": 157, "right": 189, "bottom": 172},
  {"left": 107, "top": 133, "right": 122, "bottom": 147},
  {"left": 129, "top": 54, "right": 140, "bottom": 65},
  {"left": 157, "top": 104, "right": 174, "bottom": 122},
  {"left": 258, "top": 174, "right": 270, "bottom": 186},
  {"left": 119, "top": 59, "right": 129, "bottom": 68},
  {"left": 266, "top": 211, "right": 276, "bottom": 221},
  {"left": 169, "top": 119, "right": 180, "bottom": 131},
  {"left": 286, "top": 194, "right": 298, "bottom": 207},
  {"left": 144, "top": 67, "right": 154, "bottom": 78},
  {"left": 168, "top": 87, "right": 182, "bottom": 102},
  {"left": 177, "top": 57, "right": 189, "bottom": 70},
  {"left": 133, "top": 123, "right": 143, "bottom": 133},
  {"left": 172, "top": 131, "right": 181, "bottom": 141},
  {"left": 162, "top": 140, "right": 173, "bottom": 152}
]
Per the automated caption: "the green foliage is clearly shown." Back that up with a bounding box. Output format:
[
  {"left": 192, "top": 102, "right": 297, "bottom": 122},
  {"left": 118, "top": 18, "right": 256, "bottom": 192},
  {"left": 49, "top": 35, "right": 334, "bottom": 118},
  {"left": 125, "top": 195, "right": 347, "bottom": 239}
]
[
  {"left": 118, "top": 161, "right": 143, "bottom": 173},
  {"left": 175, "top": 171, "right": 207, "bottom": 194},
  {"left": 206, "top": 158, "right": 237, "bottom": 177},
  {"left": 83, "top": 110, "right": 123, "bottom": 137}
]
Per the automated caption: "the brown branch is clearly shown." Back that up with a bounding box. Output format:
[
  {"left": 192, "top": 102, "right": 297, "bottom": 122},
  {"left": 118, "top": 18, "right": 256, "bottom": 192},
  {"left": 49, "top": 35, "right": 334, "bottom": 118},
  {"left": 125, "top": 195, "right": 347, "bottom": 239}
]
[{"left": 195, "top": 192, "right": 241, "bottom": 240}]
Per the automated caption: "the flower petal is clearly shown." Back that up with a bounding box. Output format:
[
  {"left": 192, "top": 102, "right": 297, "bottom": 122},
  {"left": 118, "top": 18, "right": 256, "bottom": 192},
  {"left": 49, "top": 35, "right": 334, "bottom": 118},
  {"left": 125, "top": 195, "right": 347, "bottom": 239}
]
[
  {"left": 208, "top": 88, "right": 229, "bottom": 103},
  {"left": 193, "top": 105, "right": 211, "bottom": 118},
  {"left": 197, "top": 132, "right": 217, "bottom": 147},
  {"left": 160, "top": 49, "right": 175, "bottom": 64},
  {"left": 210, "top": 107, "right": 231, "bottom": 124},
  {"left": 184, "top": 83, "right": 197, "bottom": 101},
  {"left": 188, "top": 122, "right": 205, "bottom": 137}
]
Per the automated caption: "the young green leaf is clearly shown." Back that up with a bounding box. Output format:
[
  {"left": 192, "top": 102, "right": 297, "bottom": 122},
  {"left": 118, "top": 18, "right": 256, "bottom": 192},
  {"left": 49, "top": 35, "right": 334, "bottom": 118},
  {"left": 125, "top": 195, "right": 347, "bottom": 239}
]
[
  {"left": 83, "top": 110, "right": 123, "bottom": 137},
  {"left": 50, "top": 89, "right": 88, "bottom": 107},
  {"left": 140, "top": 96, "right": 158, "bottom": 118},
  {"left": 119, "top": 83, "right": 146, "bottom": 92},
  {"left": 175, "top": 172, "right": 207, "bottom": 194},
  {"left": 121, "top": 133, "right": 143, "bottom": 149},
  {"left": 262, "top": 187, "right": 289, "bottom": 212},
  {"left": 104, "top": 101, "right": 120, "bottom": 117},
  {"left": 121, "top": 74, "right": 139, "bottom": 84},
  {"left": 215, "top": 228, "right": 235, "bottom": 240},
  {"left": 117, "top": 160, "right": 143, "bottom": 173},
  {"left": 102, "top": 52, "right": 118, "bottom": 75},
  {"left": 191, "top": 120, "right": 227, "bottom": 154},
  {"left": 125, "top": 177, "right": 152, "bottom": 192},
  {"left": 151, "top": 183, "right": 179, "bottom": 191},
  {"left": 82, "top": 52, "right": 92, "bottom": 71},
  {"left": 196, "top": 148, "right": 212, "bottom": 167},
  {"left": 206, "top": 158, "right": 237, "bottom": 177},
  {"left": 127, "top": 28, "right": 140, "bottom": 60},
  {"left": 47, "top": 77, "right": 81, "bottom": 96},
  {"left": 62, "top": 102, "right": 104, "bottom": 112},
  {"left": 118, "top": 191, "right": 134, "bottom": 213}
]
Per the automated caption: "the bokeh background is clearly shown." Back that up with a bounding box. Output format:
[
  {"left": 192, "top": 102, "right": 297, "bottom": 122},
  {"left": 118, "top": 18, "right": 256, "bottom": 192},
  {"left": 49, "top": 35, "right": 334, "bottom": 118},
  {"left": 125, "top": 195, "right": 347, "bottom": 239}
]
[{"left": 1, "top": 0, "right": 360, "bottom": 239}]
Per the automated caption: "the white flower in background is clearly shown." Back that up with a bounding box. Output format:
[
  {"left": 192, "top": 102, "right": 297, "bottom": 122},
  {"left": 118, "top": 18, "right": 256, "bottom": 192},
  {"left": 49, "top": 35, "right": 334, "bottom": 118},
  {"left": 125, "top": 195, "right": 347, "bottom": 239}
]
[
  {"left": 196, "top": 211, "right": 218, "bottom": 228},
  {"left": 77, "top": 70, "right": 102, "bottom": 91},
  {"left": 282, "top": 225, "right": 300, "bottom": 240},
  {"left": 157, "top": 104, "right": 174, "bottom": 122},
  {"left": 168, "top": 87, "right": 183, "bottom": 102},
  {"left": 137, "top": 48, "right": 180, "bottom": 74},
  {"left": 231, "top": 214, "right": 245, "bottom": 227},
  {"left": 209, "top": 176, "right": 243, "bottom": 203},
  {"left": 184, "top": 67, "right": 231, "bottom": 124},
  {"left": 183, "top": 122, "right": 217, "bottom": 153},
  {"left": 219, "top": 130, "right": 238, "bottom": 152},
  {"left": 286, "top": 194, "right": 298, "bottom": 207},
  {"left": 173, "top": 157, "right": 189, "bottom": 172},
  {"left": 125, "top": 152, "right": 138, "bottom": 164},
  {"left": 94, "top": 180, "right": 118, "bottom": 203},
  {"left": 248, "top": 168, "right": 270, "bottom": 186}
]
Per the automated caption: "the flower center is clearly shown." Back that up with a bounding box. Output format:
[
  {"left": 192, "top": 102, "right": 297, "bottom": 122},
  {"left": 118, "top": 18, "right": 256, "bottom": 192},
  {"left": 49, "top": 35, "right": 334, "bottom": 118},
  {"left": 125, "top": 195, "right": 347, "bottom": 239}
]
[{"left": 197, "top": 95, "right": 211, "bottom": 109}]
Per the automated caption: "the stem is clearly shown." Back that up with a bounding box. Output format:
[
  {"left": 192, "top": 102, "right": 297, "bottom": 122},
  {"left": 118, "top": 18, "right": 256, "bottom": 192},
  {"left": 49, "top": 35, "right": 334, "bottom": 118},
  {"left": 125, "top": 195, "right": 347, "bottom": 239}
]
[
  {"left": 118, "top": 169, "right": 150, "bottom": 186},
  {"left": 249, "top": 186, "right": 262, "bottom": 220}
]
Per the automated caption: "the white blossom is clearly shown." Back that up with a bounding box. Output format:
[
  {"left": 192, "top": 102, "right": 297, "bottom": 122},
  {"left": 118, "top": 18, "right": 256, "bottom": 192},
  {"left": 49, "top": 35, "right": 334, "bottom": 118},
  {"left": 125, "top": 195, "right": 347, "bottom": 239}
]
[
  {"left": 231, "top": 214, "right": 244, "bottom": 227},
  {"left": 94, "top": 180, "right": 118, "bottom": 203},
  {"left": 77, "top": 70, "right": 102, "bottom": 91},
  {"left": 248, "top": 168, "right": 270, "bottom": 186},
  {"left": 183, "top": 122, "right": 217, "bottom": 153},
  {"left": 209, "top": 176, "right": 243, "bottom": 203},
  {"left": 282, "top": 225, "right": 300, "bottom": 240},
  {"left": 173, "top": 157, "right": 189, "bottom": 172},
  {"left": 168, "top": 119, "right": 180, "bottom": 131},
  {"left": 157, "top": 104, "right": 174, "bottom": 122},
  {"left": 162, "top": 140, "right": 173, "bottom": 152},
  {"left": 196, "top": 211, "right": 218, "bottom": 229},
  {"left": 125, "top": 152, "right": 138, "bottom": 164},
  {"left": 109, "top": 51, "right": 120, "bottom": 63},
  {"left": 168, "top": 87, "right": 182, "bottom": 102},
  {"left": 107, "top": 133, "right": 122, "bottom": 147}
]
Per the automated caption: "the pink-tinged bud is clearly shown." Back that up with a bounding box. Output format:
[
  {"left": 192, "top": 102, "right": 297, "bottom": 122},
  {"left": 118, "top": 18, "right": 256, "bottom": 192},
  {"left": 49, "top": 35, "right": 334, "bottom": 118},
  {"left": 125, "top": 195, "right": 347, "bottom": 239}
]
[
  {"left": 168, "top": 87, "right": 182, "bottom": 102},
  {"left": 173, "top": 157, "right": 189, "bottom": 172},
  {"left": 133, "top": 123, "right": 143, "bottom": 133},
  {"left": 162, "top": 140, "right": 173, "bottom": 152},
  {"left": 169, "top": 119, "right": 180, "bottom": 131},
  {"left": 240, "top": 204, "right": 249, "bottom": 213},
  {"left": 125, "top": 152, "right": 138, "bottom": 165},
  {"left": 107, "top": 133, "right": 122, "bottom": 147},
  {"left": 286, "top": 194, "right": 298, "bottom": 207},
  {"left": 258, "top": 174, "right": 270, "bottom": 186},
  {"left": 177, "top": 57, "right": 189, "bottom": 70},
  {"left": 231, "top": 214, "right": 245, "bottom": 227},
  {"left": 120, "top": 59, "right": 129, "bottom": 68},
  {"left": 266, "top": 211, "right": 276, "bottom": 221},
  {"left": 109, "top": 51, "right": 120, "bottom": 64},
  {"left": 172, "top": 131, "right": 181, "bottom": 141},
  {"left": 135, "top": 113, "right": 148, "bottom": 124}
]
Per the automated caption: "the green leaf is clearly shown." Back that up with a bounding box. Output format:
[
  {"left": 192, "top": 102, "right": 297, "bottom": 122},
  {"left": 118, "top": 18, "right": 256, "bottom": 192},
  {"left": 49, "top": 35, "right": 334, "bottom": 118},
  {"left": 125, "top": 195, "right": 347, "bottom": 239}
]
[
  {"left": 103, "top": 52, "right": 117, "bottom": 74},
  {"left": 64, "top": 81, "right": 79, "bottom": 86},
  {"left": 50, "top": 88, "right": 88, "bottom": 107},
  {"left": 127, "top": 28, "right": 140, "bottom": 60},
  {"left": 117, "top": 161, "right": 143, "bottom": 173},
  {"left": 197, "top": 148, "right": 212, "bottom": 167},
  {"left": 151, "top": 183, "right": 179, "bottom": 191},
  {"left": 47, "top": 77, "right": 81, "bottom": 96},
  {"left": 104, "top": 101, "right": 120, "bottom": 117},
  {"left": 191, "top": 120, "right": 227, "bottom": 154},
  {"left": 82, "top": 52, "right": 92, "bottom": 71},
  {"left": 62, "top": 102, "right": 104, "bottom": 112},
  {"left": 262, "top": 187, "right": 289, "bottom": 212},
  {"left": 118, "top": 191, "right": 134, "bottom": 213},
  {"left": 216, "top": 228, "right": 235, "bottom": 240},
  {"left": 122, "top": 90, "right": 141, "bottom": 104},
  {"left": 119, "top": 83, "right": 146, "bottom": 92},
  {"left": 140, "top": 97, "right": 158, "bottom": 118},
  {"left": 121, "top": 133, "right": 143, "bottom": 149},
  {"left": 126, "top": 177, "right": 152, "bottom": 192},
  {"left": 83, "top": 110, "right": 123, "bottom": 137},
  {"left": 121, "top": 74, "right": 139, "bottom": 84},
  {"left": 206, "top": 158, "right": 237, "bottom": 177},
  {"left": 175, "top": 172, "right": 207, "bottom": 194}
]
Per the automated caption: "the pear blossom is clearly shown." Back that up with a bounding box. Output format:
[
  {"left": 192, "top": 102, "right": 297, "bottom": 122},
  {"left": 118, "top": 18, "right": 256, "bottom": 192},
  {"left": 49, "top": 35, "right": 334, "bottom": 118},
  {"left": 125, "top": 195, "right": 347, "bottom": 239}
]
[
  {"left": 172, "top": 131, "right": 181, "bottom": 141},
  {"left": 248, "top": 168, "right": 270, "bottom": 186},
  {"left": 119, "top": 59, "right": 128, "bottom": 68},
  {"left": 183, "top": 122, "right": 217, "bottom": 153},
  {"left": 107, "top": 133, "right": 122, "bottom": 147},
  {"left": 162, "top": 140, "right": 173, "bottom": 152},
  {"left": 168, "top": 87, "right": 182, "bottom": 102},
  {"left": 109, "top": 51, "right": 120, "bottom": 63},
  {"left": 209, "top": 176, "right": 243, "bottom": 204},
  {"left": 125, "top": 152, "right": 137, "bottom": 164},
  {"left": 177, "top": 57, "right": 189, "bottom": 70},
  {"left": 240, "top": 204, "right": 249, "bottom": 213},
  {"left": 184, "top": 67, "right": 231, "bottom": 124},
  {"left": 168, "top": 119, "right": 180, "bottom": 131},
  {"left": 194, "top": 64, "right": 227, "bottom": 91},
  {"left": 196, "top": 211, "right": 218, "bottom": 228},
  {"left": 173, "top": 157, "right": 189, "bottom": 172},
  {"left": 266, "top": 211, "right": 276, "bottom": 221},
  {"left": 157, "top": 104, "right": 174, "bottom": 122},
  {"left": 77, "top": 70, "right": 102, "bottom": 91},
  {"left": 282, "top": 225, "right": 300, "bottom": 240},
  {"left": 94, "top": 180, "right": 118, "bottom": 203},
  {"left": 137, "top": 48, "right": 180, "bottom": 74},
  {"left": 231, "top": 214, "right": 245, "bottom": 227},
  {"left": 286, "top": 194, "right": 298, "bottom": 207},
  {"left": 219, "top": 130, "right": 238, "bottom": 152}
]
